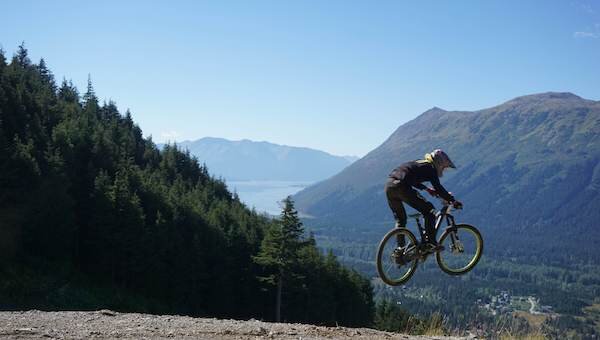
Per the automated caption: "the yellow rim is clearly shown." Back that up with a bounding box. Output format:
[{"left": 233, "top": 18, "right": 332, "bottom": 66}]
[
  {"left": 377, "top": 228, "right": 419, "bottom": 285},
  {"left": 436, "top": 225, "right": 482, "bottom": 274}
]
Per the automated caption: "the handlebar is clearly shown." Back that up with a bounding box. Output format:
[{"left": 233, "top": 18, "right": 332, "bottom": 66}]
[
  {"left": 426, "top": 189, "right": 462, "bottom": 211},
  {"left": 437, "top": 196, "right": 462, "bottom": 210}
]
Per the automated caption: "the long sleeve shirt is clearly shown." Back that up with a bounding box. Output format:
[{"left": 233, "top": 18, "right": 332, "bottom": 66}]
[{"left": 389, "top": 160, "right": 455, "bottom": 202}]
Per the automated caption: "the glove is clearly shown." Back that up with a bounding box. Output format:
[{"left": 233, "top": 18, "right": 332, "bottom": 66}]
[{"left": 452, "top": 200, "right": 463, "bottom": 209}]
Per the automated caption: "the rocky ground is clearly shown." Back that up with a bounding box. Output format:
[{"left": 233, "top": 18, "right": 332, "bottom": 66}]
[{"left": 0, "top": 310, "right": 470, "bottom": 339}]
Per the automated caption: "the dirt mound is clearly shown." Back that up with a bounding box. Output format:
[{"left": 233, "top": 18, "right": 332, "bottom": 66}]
[{"left": 0, "top": 310, "right": 469, "bottom": 339}]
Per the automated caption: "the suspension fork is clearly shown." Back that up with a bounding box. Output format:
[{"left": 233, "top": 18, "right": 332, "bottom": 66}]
[{"left": 445, "top": 215, "right": 463, "bottom": 252}]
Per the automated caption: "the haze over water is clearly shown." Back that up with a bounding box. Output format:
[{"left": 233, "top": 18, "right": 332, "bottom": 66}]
[{"left": 228, "top": 180, "right": 313, "bottom": 216}]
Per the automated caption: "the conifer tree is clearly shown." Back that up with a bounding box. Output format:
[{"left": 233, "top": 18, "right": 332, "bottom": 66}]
[
  {"left": 15, "top": 42, "right": 30, "bottom": 66},
  {"left": 82, "top": 74, "right": 98, "bottom": 114},
  {"left": 37, "top": 58, "right": 55, "bottom": 88},
  {"left": 254, "top": 196, "right": 304, "bottom": 322},
  {"left": 280, "top": 196, "right": 304, "bottom": 241},
  {"left": 83, "top": 74, "right": 95, "bottom": 102},
  {"left": 0, "top": 48, "right": 6, "bottom": 69},
  {"left": 58, "top": 79, "right": 79, "bottom": 103}
]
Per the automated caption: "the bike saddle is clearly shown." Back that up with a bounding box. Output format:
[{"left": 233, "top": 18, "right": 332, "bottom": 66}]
[{"left": 408, "top": 213, "right": 422, "bottom": 218}]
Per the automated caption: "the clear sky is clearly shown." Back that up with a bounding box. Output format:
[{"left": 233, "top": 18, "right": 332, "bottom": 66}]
[{"left": 2, "top": 0, "right": 599, "bottom": 156}]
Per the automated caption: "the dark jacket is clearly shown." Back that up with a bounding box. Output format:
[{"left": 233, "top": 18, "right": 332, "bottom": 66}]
[{"left": 389, "top": 160, "right": 455, "bottom": 202}]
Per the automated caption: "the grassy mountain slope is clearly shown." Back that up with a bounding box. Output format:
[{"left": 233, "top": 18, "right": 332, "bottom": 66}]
[{"left": 294, "top": 92, "right": 600, "bottom": 262}]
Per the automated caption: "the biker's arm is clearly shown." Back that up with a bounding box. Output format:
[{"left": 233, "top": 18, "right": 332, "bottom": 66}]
[
  {"left": 414, "top": 183, "right": 427, "bottom": 190},
  {"left": 430, "top": 176, "right": 454, "bottom": 202},
  {"left": 414, "top": 182, "right": 438, "bottom": 197}
]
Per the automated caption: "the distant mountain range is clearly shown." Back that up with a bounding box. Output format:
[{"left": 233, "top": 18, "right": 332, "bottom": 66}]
[
  {"left": 294, "top": 92, "right": 600, "bottom": 262},
  {"left": 160, "top": 137, "right": 358, "bottom": 181}
]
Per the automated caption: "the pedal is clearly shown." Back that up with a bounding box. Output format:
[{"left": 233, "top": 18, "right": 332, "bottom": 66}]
[{"left": 421, "top": 243, "right": 444, "bottom": 254}]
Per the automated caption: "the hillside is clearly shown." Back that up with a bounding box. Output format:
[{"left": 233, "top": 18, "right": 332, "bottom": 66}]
[
  {"left": 0, "top": 45, "right": 373, "bottom": 327},
  {"left": 166, "top": 137, "right": 356, "bottom": 181},
  {"left": 294, "top": 92, "right": 600, "bottom": 262}
]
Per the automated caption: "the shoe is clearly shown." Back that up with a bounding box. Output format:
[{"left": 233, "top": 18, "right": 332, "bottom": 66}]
[{"left": 422, "top": 242, "right": 444, "bottom": 254}]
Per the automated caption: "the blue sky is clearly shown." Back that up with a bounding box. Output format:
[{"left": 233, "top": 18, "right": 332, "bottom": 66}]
[{"left": 2, "top": 0, "right": 599, "bottom": 156}]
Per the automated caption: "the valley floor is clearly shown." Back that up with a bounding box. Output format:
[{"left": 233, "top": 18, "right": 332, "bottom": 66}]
[{"left": 0, "top": 310, "right": 469, "bottom": 340}]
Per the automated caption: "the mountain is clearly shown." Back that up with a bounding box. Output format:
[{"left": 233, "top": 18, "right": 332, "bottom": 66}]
[
  {"left": 294, "top": 92, "right": 600, "bottom": 262},
  {"left": 343, "top": 155, "right": 361, "bottom": 163},
  {"left": 163, "top": 137, "right": 356, "bottom": 181}
]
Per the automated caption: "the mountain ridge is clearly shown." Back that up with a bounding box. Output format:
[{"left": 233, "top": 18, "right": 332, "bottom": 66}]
[
  {"left": 177, "top": 136, "right": 358, "bottom": 158},
  {"left": 163, "top": 137, "right": 358, "bottom": 181},
  {"left": 294, "top": 92, "right": 600, "bottom": 261}
]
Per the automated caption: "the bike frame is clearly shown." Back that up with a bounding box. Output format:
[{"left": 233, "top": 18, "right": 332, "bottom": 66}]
[
  {"left": 412, "top": 201, "right": 458, "bottom": 243},
  {"left": 377, "top": 198, "right": 482, "bottom": 285}
]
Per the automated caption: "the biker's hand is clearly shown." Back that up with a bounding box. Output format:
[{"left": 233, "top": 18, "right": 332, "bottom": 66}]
[
  {"left": 452, "top": 200, "right": 463, "bottom": 209},
  {"left": 426, "top": 188, "right": 438, "bottom": 197}
]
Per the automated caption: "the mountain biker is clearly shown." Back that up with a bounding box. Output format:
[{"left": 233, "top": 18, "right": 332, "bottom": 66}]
[{"left": 385, "top": 149, "right": 463, "bottom": 253}]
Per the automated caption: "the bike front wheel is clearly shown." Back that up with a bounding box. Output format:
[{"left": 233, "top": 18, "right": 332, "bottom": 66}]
[
  {"left": 436, "top": 223, "right": 483, "bottom": 275},
  {"left": 376, "top": 228, "right": 419, "bottom": 286}
]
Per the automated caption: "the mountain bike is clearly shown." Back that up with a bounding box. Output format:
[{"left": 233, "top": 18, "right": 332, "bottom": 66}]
[{"left": 376, "top": 198, "right": 483, "bottom": 286}]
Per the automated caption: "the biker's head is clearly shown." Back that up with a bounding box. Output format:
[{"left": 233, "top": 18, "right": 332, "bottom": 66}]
[{"left": 425, "top": 149, "right": 456, "bottom": 177}]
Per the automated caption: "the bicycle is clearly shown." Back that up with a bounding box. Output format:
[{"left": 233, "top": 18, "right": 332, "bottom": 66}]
[{"left": 376, "top": 198, "right": 483, "bottom": 286}]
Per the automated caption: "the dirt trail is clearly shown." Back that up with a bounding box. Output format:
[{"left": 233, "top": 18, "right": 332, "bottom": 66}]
[{"left": 0, "top": 310, "right": 470, "bottom": 339}]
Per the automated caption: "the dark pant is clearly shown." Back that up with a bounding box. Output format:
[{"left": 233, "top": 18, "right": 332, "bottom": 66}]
[{"left": 384, "top": 178, "right": 436, "bottom": 242}]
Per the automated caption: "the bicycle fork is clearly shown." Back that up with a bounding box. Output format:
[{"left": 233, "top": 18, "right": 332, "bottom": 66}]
[{"left": 448, "top": 229, "right": 464, "bottom": 253}]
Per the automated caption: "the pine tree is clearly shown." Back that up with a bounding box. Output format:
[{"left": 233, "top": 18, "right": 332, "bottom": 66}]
[
  {"left": 15, "top": 42, "right": 30, "bottom": 67},
  {"left": 253, "top": 223, "right": 286, "bottom": 321},
  {"left": 254, "top": 196, "right": 305, "bottom": 322},
  {"left": 58, "top": 79, "right": 79, "bottom": 103},
  {"left": 83, "top": 74, "right": 96, "bottom": 102},
  {"left": 0, "top": 48, "right": 6, "bottom": 69},
  {"left": 36, "top": 59, "right": 53, "bottom": 83},
  {"left": 280, "top": 195, "right": 304, "bottom": 241},
  {"left": 82, "top": 74, "right": 98, "bottom": 114}
]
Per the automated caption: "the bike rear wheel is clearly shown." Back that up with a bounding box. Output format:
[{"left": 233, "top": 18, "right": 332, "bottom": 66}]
[
  {"left": 436, "top": 223, "right": 483, "bottom": 275},
  {"left": 376, "top": 228, "right": 419, "bottom": 286}
]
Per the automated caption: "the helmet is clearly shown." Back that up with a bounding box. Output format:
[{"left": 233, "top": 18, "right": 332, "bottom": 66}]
[
  {"left": 432, "top": 149, "right": 456, "bottom": 169},
  {"left": 426, "top": 149, "right": 456, "bottom": 177}
]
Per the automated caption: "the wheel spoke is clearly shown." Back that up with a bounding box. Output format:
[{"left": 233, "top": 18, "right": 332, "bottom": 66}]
[
  {"left": 436, "top": 224, "right": 483, "bottom": 275},
  {"left": 377, "top": 228, "right": 419, "bottom": 285}
]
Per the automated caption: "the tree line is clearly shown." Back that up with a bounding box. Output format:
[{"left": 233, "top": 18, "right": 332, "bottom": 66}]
[{"left": 0, "top": 44, "right": 374, "bottom": 326}]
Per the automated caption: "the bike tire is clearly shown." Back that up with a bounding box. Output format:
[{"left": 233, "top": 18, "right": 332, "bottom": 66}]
[
  {"left": 436, "top": 223, "right": 483, "bottom": 275},
  {"left": 376, "top": 228, "right": 419, "bottom": 286}
]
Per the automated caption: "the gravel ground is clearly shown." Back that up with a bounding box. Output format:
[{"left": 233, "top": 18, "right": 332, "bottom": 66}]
[{"left": 0, "top": 310, "right": 470, "bottom": 339}]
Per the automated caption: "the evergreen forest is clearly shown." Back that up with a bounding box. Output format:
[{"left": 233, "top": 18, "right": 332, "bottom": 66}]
[{"left": 0, "top": 45, "right": 374, "bottom": 326}]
